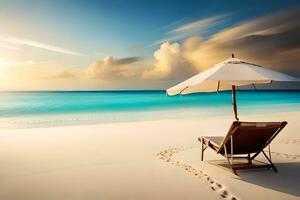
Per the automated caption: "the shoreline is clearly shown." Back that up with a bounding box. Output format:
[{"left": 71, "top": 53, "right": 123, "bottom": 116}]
[{"left": 1, "top": 108, "right": 300, "bottom": 130}]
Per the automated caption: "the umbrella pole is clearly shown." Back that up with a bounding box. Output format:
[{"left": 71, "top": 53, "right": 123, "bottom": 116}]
[{"left": 232, "top": 85, "right": 239, "bottom": 121}]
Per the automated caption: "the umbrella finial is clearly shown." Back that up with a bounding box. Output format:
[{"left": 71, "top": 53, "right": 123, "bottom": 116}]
[{"left": 232, "top": 53, "right": 235, "bottom": 58}]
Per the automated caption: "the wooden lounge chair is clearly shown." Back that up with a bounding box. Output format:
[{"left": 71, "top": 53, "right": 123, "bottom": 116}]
[{"left": 198, "top": 121, "right": 287, "bottom": 175}]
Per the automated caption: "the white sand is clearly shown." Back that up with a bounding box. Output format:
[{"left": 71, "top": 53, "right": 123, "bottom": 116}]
[{"left": 0, "top": 112, "right": 299, "bottom": 200}]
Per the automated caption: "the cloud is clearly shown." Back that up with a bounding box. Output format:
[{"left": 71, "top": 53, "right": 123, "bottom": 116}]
[
  {"left": 169, "top": 15, "right": 227, "bottom": 34},
  {"left": 143, "top": 42, "right": 196, "bottom": 80},
  {"left": 1, "top": 36, "right": 85, "bottom": 56},
  {"left": 151, "top": 35, "right": 184, "bottom": 47},
  {"left": 145, "top": 6, "right": 300, "bottom": 84},
  {"left": 183, "top": 36, "right": 203, "bottom": 51},
  {"left": 0, "top": 55, "right": 145, "bottom": 82},
  {"left": 86, "top": 56, "right": 142, "bottom": 80},
  {"left": 152, "top": 14, "right": 229, "bottom": 46},
  {"left": 182, "top": 5, "right": 300, "bottom": 76},
  {"left": 112, "top": 57, "right": 141, "bottom": 65}
]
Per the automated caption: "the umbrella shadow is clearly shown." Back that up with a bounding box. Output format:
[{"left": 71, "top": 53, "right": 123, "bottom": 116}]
[{"left": 235, "top": 162, "right": 300, "bottom": 197}]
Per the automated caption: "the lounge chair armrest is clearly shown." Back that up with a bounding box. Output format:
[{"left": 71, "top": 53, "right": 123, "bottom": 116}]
[{"left": 198, "top": 136, "right": 223, "bottom": 151}]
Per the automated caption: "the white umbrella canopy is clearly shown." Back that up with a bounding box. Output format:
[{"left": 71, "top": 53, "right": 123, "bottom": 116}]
[
  {"left": 167, "top": 57, "right": 300, "bottom": 95},
  {"left": 167, "top": 55, "right": 300, "bottom": 120}
]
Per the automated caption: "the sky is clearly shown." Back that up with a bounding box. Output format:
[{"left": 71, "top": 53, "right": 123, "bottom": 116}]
[{"left": 0, "top": 0, "right": 300, "bottom": 90}]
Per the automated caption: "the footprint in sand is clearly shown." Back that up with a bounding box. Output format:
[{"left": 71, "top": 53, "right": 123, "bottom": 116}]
[
  {"left": 267, "top": 151, "right": 300, "bottom": 160},
  {"left": 275, "top": 139, "right": 300, "bottom": 145},
  {"left": 156, "top": 147, "right": 239, "bottom": 200}
]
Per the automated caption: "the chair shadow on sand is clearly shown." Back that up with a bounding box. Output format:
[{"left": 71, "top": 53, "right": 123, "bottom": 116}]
[
  {"left": 237, "top": 162, "right": 300, "bottom": 197},
  {"left": 210, "top": 160, "right": 300, "bottom": 197}
]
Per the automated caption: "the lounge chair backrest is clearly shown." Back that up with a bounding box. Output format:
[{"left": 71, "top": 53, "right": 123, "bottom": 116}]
[{"left": 217, "top": 121, "right": 287, "bottom": 155}]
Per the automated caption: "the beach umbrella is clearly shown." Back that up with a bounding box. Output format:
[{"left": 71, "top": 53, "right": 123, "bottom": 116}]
[{"left": 167, "top": 54, "right": 300, "bottom": 121}]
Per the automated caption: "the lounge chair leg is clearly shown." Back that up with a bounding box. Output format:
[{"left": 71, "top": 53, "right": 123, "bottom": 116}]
[
  {"left": 262, "top": 150, "right": 277, "bottom": 172},
  {"left": 201, "top": 137, "right": 204, "bottom": 161},
  {"left": 224, "top": 147, "right": 238, "bottom": 175},
  {"left": 247, "top": 153, "right": 252, "bottom": 164},
  {"left": 268, "top": 145, "right": 272, "bottom": 162},
  {"left": 230, "top": 136, "right": 234, "bottom": 164}
]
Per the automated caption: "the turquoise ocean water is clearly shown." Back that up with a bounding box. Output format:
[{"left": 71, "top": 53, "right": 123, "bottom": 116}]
[{"left": 0, "top": 90, "right": 299, "bottom": 128}]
